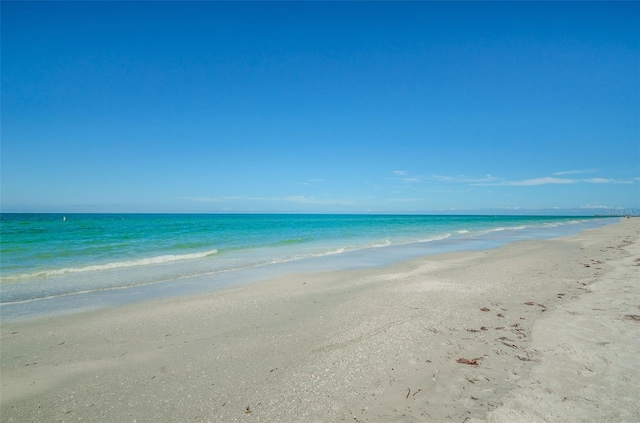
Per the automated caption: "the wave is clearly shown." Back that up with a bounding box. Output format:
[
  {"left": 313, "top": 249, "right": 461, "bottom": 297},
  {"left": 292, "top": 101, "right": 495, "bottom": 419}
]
[
  {"left": 372, "top": 239, "right": 392, "bottom": 248},
  {"left": 1, "top": 249, "right": 219, "bottom": 281},
  {"left": 478, "top": 225, "right": 527, "bottom": 235},
  {"left": 418, "top": 233, "right": 452, "bottom": 243}
]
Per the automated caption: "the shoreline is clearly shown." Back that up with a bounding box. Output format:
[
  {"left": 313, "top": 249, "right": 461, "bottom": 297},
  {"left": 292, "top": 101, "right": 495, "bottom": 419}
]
[
  {"left": 1, "top": 219, "right": 639, "bottom": 422},
  {"left": 0, "top": 217, "right": 616, "bottom": 322}
]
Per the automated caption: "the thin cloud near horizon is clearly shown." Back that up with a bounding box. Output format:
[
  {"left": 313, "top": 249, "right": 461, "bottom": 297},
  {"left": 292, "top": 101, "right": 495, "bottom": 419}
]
[
  {"left": 478, "top": 176, "right": 637, "bottom": 186},
  {"left": 182, "top": 195, "right": 350, "bottom": 206},
  {"left": 553, "top": 169, "right": 599, "bottom": 176},
  {"left": 392, "top": 171, "right": 639, "bottom": 187}
]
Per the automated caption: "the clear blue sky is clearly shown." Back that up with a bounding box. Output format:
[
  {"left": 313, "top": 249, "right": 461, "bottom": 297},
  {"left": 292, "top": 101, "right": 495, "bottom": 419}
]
[{"left": 2, "top": 1, "right": 639, "bottom": 214}]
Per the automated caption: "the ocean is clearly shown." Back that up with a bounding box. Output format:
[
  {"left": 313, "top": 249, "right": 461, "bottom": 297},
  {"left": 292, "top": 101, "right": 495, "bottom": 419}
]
[{"left": 0, "top": 213, "right": 615, "bottom": 320}]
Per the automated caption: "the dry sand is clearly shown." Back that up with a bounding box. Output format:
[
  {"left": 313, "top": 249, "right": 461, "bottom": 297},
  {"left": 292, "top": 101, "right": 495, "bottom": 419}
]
[{"left": 1, "top": 219, "right": 639, "bottom": 422}]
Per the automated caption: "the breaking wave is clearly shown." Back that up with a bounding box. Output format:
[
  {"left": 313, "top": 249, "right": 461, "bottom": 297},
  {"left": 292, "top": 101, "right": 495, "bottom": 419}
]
[{"left": 1, "top": 249, "right": 219, "bottom": 281}]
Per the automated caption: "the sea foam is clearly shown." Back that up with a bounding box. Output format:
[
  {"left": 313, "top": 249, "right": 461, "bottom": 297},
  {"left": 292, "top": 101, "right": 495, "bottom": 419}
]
[{"left": 1, "top": 249, "right": 219, "bottom": 281}]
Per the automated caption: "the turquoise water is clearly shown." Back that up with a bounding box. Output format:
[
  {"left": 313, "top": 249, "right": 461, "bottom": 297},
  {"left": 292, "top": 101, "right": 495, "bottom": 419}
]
[{"left": 1, "top": 214, "right": 614, "bottom": 309}]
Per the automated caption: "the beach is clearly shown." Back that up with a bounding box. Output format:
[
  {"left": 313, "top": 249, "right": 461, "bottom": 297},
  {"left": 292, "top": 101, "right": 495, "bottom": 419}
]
[{"left": 1, "top": 218, "right": 638, "bottom": 422}]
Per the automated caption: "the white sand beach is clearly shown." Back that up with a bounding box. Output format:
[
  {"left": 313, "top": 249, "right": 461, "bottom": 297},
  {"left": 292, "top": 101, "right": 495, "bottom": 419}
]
[{"left": 1, "top": 219, "right": 639, "bottom": 422}]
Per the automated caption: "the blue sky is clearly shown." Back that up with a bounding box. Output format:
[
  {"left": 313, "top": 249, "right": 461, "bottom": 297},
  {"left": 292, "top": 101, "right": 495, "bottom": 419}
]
[{"left": 2, "top": 1, "right": 639, "bottom": 214}]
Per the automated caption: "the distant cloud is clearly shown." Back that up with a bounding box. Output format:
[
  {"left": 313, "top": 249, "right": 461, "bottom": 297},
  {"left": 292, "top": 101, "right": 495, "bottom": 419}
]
[
  {"left": 183, "top": 195, "right": 347, "bottom": 206},
  {"left": 391, "top": 170, "right": 423, "bottom": 183},
  {"left": 584, "top": 178, "right": 618, "bottom": 184},
  {"left": 432, "top": 174, "right": 498, "bottom": 184},
  {"left": 393, "top": 171, "right": 498, "bottom": 185},
  {"left": 478, "top": 175, "right": 638, "bottom": 186},
  {"left": 282, "top": 196, "right": 341, "bottom": 205},
  {"left": 182, "top": 196, "right": 228, "bottom": 203},
  {"left": 392, "top": 170, "right": 639, "bottom": 188},
  {"left": 492, "top": 177, "right": 576, "bottom": 186},
  {"left": 553, "top": 169, "right": 598, "bottom": 176},
  {"left": 580, "top": 204, "right": 611, "bottom": 209}
]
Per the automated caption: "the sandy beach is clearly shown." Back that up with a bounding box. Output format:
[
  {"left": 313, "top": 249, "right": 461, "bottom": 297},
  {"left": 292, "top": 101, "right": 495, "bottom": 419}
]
[{"left": 1, "top": 219, "right": 638, "bottom": 422}]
